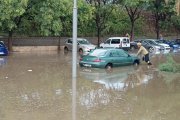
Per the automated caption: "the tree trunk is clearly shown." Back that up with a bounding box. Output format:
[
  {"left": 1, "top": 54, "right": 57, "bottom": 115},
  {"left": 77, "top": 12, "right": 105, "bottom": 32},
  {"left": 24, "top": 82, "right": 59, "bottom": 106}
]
[
  {"left": 97, "top": 27, "right": 100, "bottom": 47},
  {"left": 8, "top": 31, "right": 13, "bottom": 52},
  {"left": 155, "top": 13, "right": 160, "bottom": 39},
  {"left": 58, "top": 36, "right": 61, "bottom": 52},
  {"left": 130, "top": 20, "right": 135, "bottom": 41}
]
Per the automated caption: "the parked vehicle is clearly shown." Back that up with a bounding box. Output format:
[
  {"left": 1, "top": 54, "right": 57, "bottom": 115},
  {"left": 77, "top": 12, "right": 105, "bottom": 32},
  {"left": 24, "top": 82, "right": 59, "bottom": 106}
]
[
  {"left": 0, "top": 41, "right": 8, "bottom": 56},
  {"left": 152, "top": 40, "right": 171, "bottom": 50},
  {"left": 130, "top": 39, "right": 162, "bottom": 53},
  {"left": 172, "top": 38, "right": 180, "bottom": 46},
  {"left": 64, "top": 38, "right": 96, "bottom": 55},
  {"left": 79, "top": 48, "right": 140, "bottom": 69},
  {"left": 100, "top": 37, "right": 130, "bottom": 50},
  {"left": 159, "top": 40, "right": 179, "bottom": 49},
  {"left": 143, "top": 39, "right": 170, "bottom": 50},
  {"left": 174, "top": 38, "right": 180, "bottom": 49}
]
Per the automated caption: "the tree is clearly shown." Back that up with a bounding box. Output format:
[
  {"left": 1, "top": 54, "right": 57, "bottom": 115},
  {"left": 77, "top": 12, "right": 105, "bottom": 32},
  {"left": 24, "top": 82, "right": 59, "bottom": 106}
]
[
  {"left": 78, "top": 0, "right": 94, "bottom": 36},
  {"left": 117, "top": 0, "right": 149, "bottom": 41},
  {"left": 86, "top": 0, "right": 117, "bottom": 47},
  {"left": 148, "top": 0, "right": 176, "bottom": 39},
  {"left": 32, "top": 0, "right": 65, "bottom": 36},
  {"left": 171, "top": 15, "right": 180, "bottom": 37},
  {"left": 0, "top": 0, "right": 28, "bottom": 51}
]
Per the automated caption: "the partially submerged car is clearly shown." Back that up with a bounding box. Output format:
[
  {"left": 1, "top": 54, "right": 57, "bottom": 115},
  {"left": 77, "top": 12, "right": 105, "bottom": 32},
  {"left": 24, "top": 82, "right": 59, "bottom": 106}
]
[
  {"left": 0, "top": 41, "right": 8, "bottom": 56},
  {"left": 64, "top": 38, "right": 96, "bottom": 55},
  {"left": 79, "top": 48, "right": 140, "bottom": 69}
]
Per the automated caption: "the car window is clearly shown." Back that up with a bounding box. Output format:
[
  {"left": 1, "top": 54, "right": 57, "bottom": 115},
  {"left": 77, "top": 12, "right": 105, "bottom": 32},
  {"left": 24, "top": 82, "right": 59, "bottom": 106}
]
[
  {"left": 78, "top": 39, "right": 90, "bottom": 45},
  {"left": 104, "top": 39, "right": 111, "bottom": 44},
  {"left": 67, "top": 39, "right": 72, "bottom": 44},
  {"left": 119, "top": 50, "right": 128, "bottom": 57},
  {"left": 89, "top": 49, "right": 108, "bottom": 56},
  {"left": 142, "top": 41, "right": 148, "bottom": 45},
  {"left": 110, "top": 50, "right": 121, "bottom": 57},
  {"left": 111, "top": 39, "right": 120, "bottom": 44},
  {"left": 147, "top": 40, "right": 156, "bottom": 45},
  {"left": 0, "top": 42, "right": 4, "bottom": 47},
  {"left": 122, "top": 38, "right": 129, "bottom": 43}
]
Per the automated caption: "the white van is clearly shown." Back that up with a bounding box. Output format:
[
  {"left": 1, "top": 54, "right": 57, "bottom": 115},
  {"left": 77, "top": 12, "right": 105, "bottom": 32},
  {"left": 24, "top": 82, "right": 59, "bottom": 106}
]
[{"left": 100, "top": 37, "right": 130, "bottom": 50}]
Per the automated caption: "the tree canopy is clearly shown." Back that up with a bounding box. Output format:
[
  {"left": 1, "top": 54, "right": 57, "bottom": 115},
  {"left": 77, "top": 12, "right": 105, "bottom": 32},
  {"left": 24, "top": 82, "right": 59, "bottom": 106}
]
[{"left": 0, "top": 0, "right": 179, "bottom": 50}]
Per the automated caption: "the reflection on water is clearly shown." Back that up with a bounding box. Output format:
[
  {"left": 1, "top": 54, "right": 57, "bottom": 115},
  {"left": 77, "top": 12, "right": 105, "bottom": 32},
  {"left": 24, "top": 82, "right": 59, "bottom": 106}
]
[
  {"left": 0, "top": 51, "right": 179, "bottom": 120},
  {"left": 78, "top": 65, "right": 159, "bottom": 109},
  {"left": 79, "top": 66, "right": 157, "bottom": 91},
  {"left": 0, "top": 57, "right": 7, "bottom": 67}
]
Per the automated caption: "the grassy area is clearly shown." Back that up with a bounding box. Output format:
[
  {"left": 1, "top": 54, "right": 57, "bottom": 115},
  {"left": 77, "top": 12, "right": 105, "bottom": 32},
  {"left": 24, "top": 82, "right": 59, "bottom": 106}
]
[{"left": 158, "top": 54, "right": 180, "bottom": 73}]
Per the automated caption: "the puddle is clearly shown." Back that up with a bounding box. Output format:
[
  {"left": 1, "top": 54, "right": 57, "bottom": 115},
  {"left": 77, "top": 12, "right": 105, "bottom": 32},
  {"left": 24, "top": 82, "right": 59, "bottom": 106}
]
[{"left": 0, "top": 51, "right": 179, "bottom": 120}]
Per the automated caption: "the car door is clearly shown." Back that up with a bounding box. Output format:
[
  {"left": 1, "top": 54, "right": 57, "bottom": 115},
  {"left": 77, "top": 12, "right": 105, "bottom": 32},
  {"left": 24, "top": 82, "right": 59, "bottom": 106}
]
[
  {"left": 121, "top": 38, "right": 130, "bottom": 48},
  {"left": 66, "top": 39, "right": 73, "bottom": 51},
  {"left": 109, "top": 50, "right": 125, "bottom": 66},
  {"left": 103, "top": 39, "right": 111, "bottom": 48},
  {"left": 109, "top": 50, "right": 133, "bottom": 66},
  {"left": 119, "top": 50, "right": 133, "bottom": 65}
]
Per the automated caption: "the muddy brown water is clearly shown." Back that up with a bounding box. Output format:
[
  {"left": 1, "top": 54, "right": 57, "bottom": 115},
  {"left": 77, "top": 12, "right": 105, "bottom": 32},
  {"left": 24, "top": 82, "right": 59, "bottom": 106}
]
[{"left": 0, "top": 50, "right": 179, "bottom": 120}]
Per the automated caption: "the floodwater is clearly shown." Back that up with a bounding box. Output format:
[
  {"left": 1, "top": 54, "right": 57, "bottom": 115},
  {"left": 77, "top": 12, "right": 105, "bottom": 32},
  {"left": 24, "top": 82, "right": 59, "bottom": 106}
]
[{"left": 0, "top": 49, "right": 179, "bottom": 120}]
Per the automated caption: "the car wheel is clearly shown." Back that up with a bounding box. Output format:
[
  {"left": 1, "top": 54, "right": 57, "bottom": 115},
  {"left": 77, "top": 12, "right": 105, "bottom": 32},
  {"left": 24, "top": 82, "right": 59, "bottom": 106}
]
[
  {"left": 130, "top": 46, "right": 135, "bottom": 51},
  {"left": 79, "top": 49, "right": 83, "bottom": 55},
  {"left": 148, "top": 47, "right": 154, "bottom": 53},
  {"left": 105, "top": 63, "right": 112, "bottom": 70},
  {"left": 64, "top": 47, "right": 69, "bottom": 52},
  {"left": 133, "top": 60, "right": 139, "bottom": 66}
]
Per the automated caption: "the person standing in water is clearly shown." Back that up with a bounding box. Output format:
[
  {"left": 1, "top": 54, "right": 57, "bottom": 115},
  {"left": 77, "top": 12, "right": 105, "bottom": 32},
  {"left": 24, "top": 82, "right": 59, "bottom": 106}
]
[{"left": 136, "top": 42, "right": 152, "bottom": 65}]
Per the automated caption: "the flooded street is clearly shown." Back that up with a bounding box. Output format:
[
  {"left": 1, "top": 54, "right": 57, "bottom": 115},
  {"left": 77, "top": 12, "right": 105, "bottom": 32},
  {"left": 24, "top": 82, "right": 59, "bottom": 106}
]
[{"left": 0, "top": 50, "right": 180, "bottom": 120}]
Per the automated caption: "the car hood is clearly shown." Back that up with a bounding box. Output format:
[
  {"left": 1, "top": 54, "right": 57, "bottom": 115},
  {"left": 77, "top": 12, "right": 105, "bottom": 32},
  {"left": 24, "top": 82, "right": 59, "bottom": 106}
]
[{"left": 79, "top": 44, "right": 96, "bottom": 48}]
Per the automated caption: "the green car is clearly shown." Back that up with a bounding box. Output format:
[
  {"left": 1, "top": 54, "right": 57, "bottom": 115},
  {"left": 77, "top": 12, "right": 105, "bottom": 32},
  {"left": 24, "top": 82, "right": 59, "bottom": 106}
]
[{"left": 79, "top": 48, "right": 140, "bottom": 69}]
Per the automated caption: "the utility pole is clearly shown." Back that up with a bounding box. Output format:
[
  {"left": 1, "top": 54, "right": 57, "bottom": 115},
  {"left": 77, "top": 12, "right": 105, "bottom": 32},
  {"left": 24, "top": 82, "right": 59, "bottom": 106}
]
[{"left": 72, "top": 0, "right": 77, "bottom": 120}]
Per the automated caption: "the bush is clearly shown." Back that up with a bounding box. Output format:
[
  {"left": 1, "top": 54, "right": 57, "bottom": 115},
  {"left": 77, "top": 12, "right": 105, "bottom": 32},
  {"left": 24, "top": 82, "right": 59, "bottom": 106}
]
[{"left": 159, "top": 55, "right": 180, "bottom": 73}]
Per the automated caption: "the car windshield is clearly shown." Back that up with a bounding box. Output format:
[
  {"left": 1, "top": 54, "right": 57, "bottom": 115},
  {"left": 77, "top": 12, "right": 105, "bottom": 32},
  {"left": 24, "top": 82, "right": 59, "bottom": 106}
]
[
  {"left": 0, "top": 42, "right": 5, "bottom": 47},
  {"left": 147, "top": 40, "right": 158, "bottom": 45},
  {"left": 89, "top": 49, "right": 108, "bottom": 56},
  {"left": 78, "top": 39, "right": 90, "bottom": 45}
]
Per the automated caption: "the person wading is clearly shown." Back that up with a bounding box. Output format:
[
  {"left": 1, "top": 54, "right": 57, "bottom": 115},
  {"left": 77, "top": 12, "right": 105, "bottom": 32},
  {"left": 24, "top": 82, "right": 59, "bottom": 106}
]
[{"left": 136, "top": 42, "right": 152, "bottom": 65}]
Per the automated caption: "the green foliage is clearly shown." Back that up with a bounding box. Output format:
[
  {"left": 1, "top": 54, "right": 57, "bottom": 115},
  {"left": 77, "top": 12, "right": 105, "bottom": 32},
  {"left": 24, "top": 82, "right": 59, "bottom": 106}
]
[
  {"left": 171, "top": 15, "right": 180, "bottom": 32},
  {"left": 33, "top": 0, "right": 67, "bottom": 36},
  {"left": 0, "top": 0, "right": 179, "bottom": 38},
  {"left": 0, "top": 0, "right": 28, "bottom": 31},
  {"left": 148, "top": 0, "right": 176, "bottom": 38},
  {"left": 78, "top": 0, "right": 94, "bottom": 36},
  {"left": 103, "top": 6, "right": 130, "bottom": 35},
  {"left": 159, "top": 55, "right": 180, "bottom": 73}
]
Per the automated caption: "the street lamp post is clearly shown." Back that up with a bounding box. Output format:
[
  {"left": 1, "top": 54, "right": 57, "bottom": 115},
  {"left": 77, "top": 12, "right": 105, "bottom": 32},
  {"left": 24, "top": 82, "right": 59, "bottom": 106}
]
[{"left": 72, "top": 0, "right": 77, "bottom": 120}]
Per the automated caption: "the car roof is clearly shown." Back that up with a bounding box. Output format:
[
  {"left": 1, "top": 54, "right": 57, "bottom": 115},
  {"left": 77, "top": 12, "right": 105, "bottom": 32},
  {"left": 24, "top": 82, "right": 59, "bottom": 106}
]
[
  {"left": 95, "top": 48, "right": 125, "bottom": 51},
  {"left": 67, "top": 38, "right": 87, "bottom": 40},
  {"left": 108, "top": 37, "right": 129, "bottom": 39}
]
